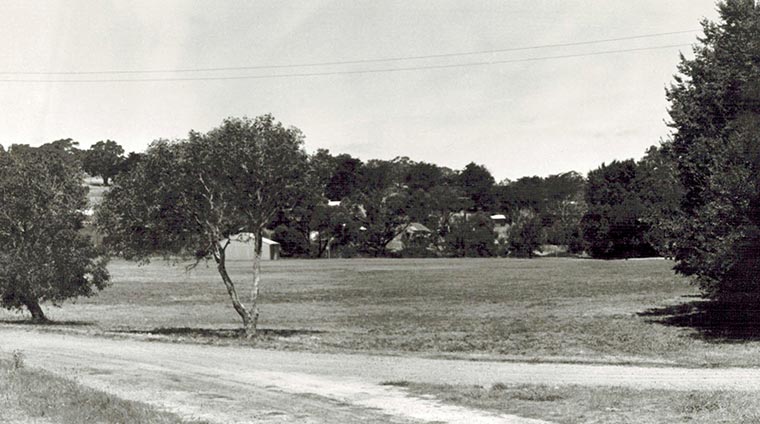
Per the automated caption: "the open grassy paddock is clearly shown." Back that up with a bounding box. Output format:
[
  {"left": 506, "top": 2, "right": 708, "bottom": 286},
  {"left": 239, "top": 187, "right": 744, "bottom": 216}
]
[{"left": 3, "top": 257, "right": 760, "bottom": 367}]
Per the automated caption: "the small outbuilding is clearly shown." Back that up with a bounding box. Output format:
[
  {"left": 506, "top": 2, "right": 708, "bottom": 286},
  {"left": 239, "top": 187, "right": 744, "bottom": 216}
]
[
  {"left": 223, "top": 233, "right": 280, "bottom": 261},
  {"left": 490, "top": 214, "right": 510, "bottom": 241},
  {"left": 387, "top": 222, "right": 434, "bottom": 252},
  {"left": 490, "top": 214, "right": 508, "bottom": 226}
]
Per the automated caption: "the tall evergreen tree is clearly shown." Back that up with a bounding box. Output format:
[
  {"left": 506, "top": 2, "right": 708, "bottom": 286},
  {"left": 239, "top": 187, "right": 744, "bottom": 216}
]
[
  {"left": 666, "top": 0, "right": 760, "bottom": 299},
  {"left": 457, "top": 162, "right": 496, "bottom": 211}
]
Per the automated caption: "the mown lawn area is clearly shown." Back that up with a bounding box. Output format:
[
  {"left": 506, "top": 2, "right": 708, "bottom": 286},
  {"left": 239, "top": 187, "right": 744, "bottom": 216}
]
[{"left": 4, "top": 257, "right": 760, "bottom": 366}]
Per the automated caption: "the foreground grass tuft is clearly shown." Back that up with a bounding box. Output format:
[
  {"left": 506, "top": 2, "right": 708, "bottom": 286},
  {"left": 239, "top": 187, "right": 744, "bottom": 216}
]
[
  {"left": 11, "top": 350, "right": 24, "bottom": 369},
  {"left": 380, "top": 380, "right": 412, "bottom": 387},
  {"left": 0, "top": 356, "right": 207, "bottom": 424},
  {"left": 395, "top": 382, "right": 760, "bottom": 424}
]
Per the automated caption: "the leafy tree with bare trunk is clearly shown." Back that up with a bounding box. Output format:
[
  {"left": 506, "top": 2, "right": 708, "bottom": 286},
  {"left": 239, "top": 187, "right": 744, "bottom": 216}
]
[
  {"left": 96, "top": 115, "right": 307, "bottom": 337},
  {"left": 0, "top": 144, "right": 110, "bottom": 321},
  {"left": 82, "top": 140, "right": 124, "bottom": 186}
]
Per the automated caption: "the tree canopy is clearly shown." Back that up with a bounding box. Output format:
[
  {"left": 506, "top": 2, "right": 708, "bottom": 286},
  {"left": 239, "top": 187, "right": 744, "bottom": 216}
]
[
  {"left": 0, "top": 145, "right": 109, "bottom": 321},
  {"left": 444, "top": 212, "right": 496, "bottom": 257},
  {"left": 666, "top": 0, "right": 760, "bottom": 299},
  {"left": 580, "top": 160, "right": 658, "bottom": 259},
  {"left": 97, "top": 115, "right": 307, "bottom": 336},
  {"left": 458, "top": 162, "right": 496, "bottom": 211},
  {"left": 82, "top": 140, "right": 125, "bottom": 185}
]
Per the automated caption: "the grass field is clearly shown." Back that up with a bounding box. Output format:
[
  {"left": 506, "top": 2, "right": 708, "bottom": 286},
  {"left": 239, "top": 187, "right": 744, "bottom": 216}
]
[
  {"left": 386, "top": 381, "right": 760, "bottom": 424},
  {"left": 4, "top": 257, "right": 760, "bottom": 366}
]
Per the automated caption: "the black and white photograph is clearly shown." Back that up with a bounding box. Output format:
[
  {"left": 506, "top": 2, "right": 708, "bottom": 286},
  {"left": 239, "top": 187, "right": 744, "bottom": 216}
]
[{"left": 1, "top": 1, "right": 759, "bottom": 422}]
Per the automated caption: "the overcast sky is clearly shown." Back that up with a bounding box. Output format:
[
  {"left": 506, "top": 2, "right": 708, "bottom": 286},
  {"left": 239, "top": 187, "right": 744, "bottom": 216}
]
[{"left": 0, "top": 1, "right": 720, "bottom": 181}]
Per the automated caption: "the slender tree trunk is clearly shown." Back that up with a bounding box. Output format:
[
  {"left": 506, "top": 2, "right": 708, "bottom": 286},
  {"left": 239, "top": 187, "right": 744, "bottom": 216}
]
[
  {"left": 316, "top": 233, "right": 326, "bottom": 258},
  {"left": 22, "top": 299, "right": 47, "bottom": 322},
  {"left": 214, "top": 245, "right": 253, "bottom": 335},
  {"left": 249, "top": 228, "right": 263, "bottom": 338}
]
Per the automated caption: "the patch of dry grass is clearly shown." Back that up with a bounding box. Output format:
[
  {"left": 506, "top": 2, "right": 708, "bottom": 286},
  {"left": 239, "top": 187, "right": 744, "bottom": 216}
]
[
  {"left": 390, "top": 381, "right": 760, "bottom": 424},
  {"left": 0, "top": 353, "right": 207, "bottom": 424}
]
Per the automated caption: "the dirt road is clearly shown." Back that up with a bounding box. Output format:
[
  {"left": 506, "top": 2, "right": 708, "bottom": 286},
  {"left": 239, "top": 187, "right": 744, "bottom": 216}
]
[{"left": 2, "top": 327, "right": 760, "bottom": 423}]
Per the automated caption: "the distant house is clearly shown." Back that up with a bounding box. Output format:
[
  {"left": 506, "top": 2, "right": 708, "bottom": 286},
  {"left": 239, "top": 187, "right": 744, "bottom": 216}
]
[
  {"left": 490, "top": 214, "right": 510, "bottom": 241},
  {"left": 387, "top": 222, "right": 434, "bottom": 252},
  {"left": 223, "top": 233, "right": 280, "bottom": 261},
  {"left": 490, "top": 214, "right": 508, "bottom": 226}
]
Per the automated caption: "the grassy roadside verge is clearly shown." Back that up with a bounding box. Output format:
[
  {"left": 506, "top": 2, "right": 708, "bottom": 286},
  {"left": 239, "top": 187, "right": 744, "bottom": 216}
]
[
  {"left": 0, "top": 353, "right": 208, "bottom": 424},
  {"left": 386, "top": 381, "right": 760, "bottom": 423}
]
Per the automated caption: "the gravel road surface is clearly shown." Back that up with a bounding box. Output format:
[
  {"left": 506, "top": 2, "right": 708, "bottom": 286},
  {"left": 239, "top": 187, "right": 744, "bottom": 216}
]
[{"left": 2, "top": 327, "right": 760, "bottom": 423}]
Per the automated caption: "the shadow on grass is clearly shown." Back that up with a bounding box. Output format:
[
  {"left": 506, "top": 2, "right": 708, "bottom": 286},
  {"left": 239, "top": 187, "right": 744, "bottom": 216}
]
[
  {"left": 640, "top": 300, "right": 760, "bottom": 342},
  {"left": 0, "top": 319, "right": 94, "bottom": 327},
  {"left": 117, "top": 327, "right": 325, "bottom": 339}
]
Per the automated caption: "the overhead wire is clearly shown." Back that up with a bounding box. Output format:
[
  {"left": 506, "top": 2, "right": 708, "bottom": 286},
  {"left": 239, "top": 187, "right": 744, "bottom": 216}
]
[
  {"left": 0, "top": 29, "right": 699, "bottom": 76},
  {"left": 0, "top": 43, "right": 693, "bottom": 83}
]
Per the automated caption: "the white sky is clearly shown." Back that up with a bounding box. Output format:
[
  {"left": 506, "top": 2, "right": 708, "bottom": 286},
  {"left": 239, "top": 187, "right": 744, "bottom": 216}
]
[{"left": 0, "top": 0, "right": 719, "bottom": 181}]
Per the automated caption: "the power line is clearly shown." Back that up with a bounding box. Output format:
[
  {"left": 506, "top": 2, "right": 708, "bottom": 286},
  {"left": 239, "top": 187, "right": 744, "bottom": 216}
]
[
  {"left": 0, "top": 29, "right": 699, "bottom": 76},
  {"left": 0, "top": 43, "right": 691, "bottom": 83}
]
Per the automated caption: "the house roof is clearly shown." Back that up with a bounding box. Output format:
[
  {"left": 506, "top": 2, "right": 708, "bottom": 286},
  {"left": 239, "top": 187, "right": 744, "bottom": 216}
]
[
  {"left": 230, "top": 233, "right": 280, "bottom": 245},
  {"left": 407, "top": 222, "right": 432, "bottom": 233}
]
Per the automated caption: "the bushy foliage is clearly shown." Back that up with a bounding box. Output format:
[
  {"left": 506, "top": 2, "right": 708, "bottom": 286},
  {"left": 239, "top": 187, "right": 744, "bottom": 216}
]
[
  {"left": 666, "top": 0, "right": 760, "bottom": 299},
  {"left": 507, "top": 211, "right": 544, "bottom": 258},
  {"left": 0, "top": 145, "right": 109, "bottom": 320},
  {"left": 495, "top": 172, "right": 584, "bottom": 219},
  {"left": 580, "top": 160, "right": 658, "bottom": 259},
  {"left": 346, "top": 159, "right": 417, "bottom": 256},
  {"left": 39, "top": 138, "right": 84, "bottom": 168},
  {"left": 458, "top": 162, "right": 496, "bottom": 211},
  {"left": 82, "top": 140, "right": 124, "bottom": 185},
  {"left": 398, "top": 231, "right": 439, "bottom": 258},
  {"left": 272, "top": 225, "right": 310, "bottom": 257},
  {"left": 325, "top": 154, "right": 362, "bottom": 200},
  {"left": 444, "top": 213, "right": 496, "bottom": 257},
  {"left": 636, "top": 145, "right": 684, "bottom": 257},
  {"left": 494, "top": 172, "right": 586, "bottom": 251}
]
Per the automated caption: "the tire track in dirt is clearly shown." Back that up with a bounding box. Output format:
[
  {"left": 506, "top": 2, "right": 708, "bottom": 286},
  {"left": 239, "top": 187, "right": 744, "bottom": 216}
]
[{"left": 0, "top": 327, "right": 548, "bottom": 424}]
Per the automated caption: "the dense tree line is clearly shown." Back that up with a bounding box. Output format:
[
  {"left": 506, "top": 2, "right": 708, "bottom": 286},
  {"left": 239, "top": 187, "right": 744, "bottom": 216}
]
[
  {"left": 67, "top": 133, "right": 683, "bottom": 262},
  {"left": 266, "top": 151, "right": 601, "bottom": 259}
]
